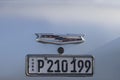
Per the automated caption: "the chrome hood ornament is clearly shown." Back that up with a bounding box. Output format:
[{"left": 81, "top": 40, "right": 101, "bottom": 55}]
[{"left": 35, "top": 33, "right": 85, "bottom": 45}]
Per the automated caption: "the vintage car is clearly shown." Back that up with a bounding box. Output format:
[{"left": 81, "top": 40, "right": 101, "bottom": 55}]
[{"left": 0, "top": 0, "right": 120, "bottom": 80}]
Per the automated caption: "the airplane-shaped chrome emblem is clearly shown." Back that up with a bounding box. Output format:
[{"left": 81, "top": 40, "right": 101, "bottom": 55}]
[{"left": 35, "top": 33, "right": 85, "bottom": 45}]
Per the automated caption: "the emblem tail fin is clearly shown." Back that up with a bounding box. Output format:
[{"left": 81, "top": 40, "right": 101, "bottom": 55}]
[{"left": 35, "top": 33, "right": 40, "bottom": 39}]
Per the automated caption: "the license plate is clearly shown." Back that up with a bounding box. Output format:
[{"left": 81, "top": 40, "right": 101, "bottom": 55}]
[{"left": 26, "top": 54, "right": 94, "bottom": 77}]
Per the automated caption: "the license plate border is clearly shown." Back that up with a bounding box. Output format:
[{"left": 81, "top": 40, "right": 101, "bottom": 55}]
[{"left": 25, "top": 54, "right": 94, "bottom": 77}]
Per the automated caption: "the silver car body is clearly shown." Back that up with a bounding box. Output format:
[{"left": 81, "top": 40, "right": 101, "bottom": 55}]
[{"left": 0, "top": 0, "right": 120, "bottom": 80}]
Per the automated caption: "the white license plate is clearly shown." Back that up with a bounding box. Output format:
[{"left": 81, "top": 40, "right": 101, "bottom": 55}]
[{"left": 26, "top": 54, "right": 94, "bottom": 77}]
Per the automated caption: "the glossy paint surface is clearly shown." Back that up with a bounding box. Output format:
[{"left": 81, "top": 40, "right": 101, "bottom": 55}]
[{"left": 0, "top": 0, "right": 120, "bottom": 80}]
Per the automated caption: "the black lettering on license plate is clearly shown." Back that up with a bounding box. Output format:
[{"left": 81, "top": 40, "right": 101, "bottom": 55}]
[{"left": 37, "top": 59, "right": 92, "bottom": 73}]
